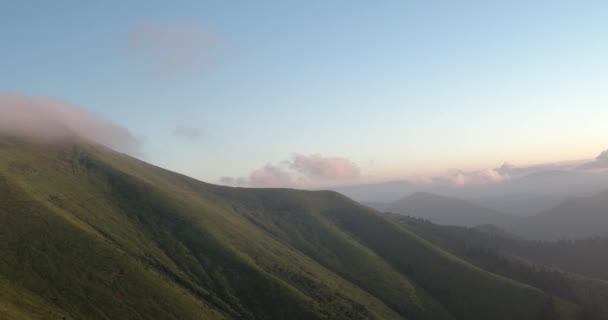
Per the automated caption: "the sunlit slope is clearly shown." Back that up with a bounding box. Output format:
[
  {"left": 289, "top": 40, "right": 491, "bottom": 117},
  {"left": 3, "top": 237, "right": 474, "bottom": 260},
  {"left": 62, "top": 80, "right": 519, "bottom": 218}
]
[{"left": 0, "top": 137, "right": 585, "bottom": 319}]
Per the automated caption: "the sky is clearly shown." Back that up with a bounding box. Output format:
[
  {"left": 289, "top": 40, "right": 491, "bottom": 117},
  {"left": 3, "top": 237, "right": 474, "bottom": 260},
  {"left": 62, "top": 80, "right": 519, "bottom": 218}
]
[{"left": 1, "top": 1, "right": 607, "bottom": 188}]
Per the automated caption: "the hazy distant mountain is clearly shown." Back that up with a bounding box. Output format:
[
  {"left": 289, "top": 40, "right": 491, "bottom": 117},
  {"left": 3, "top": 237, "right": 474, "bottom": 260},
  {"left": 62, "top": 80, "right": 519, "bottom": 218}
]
[
  {"left": 510, "top": 189, "right": 608, "bottom": 240},
  {"left": 472, "top": 193, "right": 571, "bottom": 216},
  {"left": 331, "top": 180, "right": 413, "bottom": 203},
  {"left": 474, "top": 170, "right": 608, "bottom": 215},
  {"left": 371, "top": 192, "right": 515, "bottom": 227},
  {"left": 333, "top": 169, "right": 608, "bottom": 216}
]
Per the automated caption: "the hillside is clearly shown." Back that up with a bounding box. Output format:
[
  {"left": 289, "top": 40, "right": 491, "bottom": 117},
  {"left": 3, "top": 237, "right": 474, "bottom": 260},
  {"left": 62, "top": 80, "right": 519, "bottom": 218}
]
[
  {"left": 0, "top": 136, "right": 592, "bottom": 319},
  {"left": 372, "top": 192, "right": 515, "bottom": 227},
  {"left": 389, "top": 215, "right": 608, "bottom": 320},
  {"left": 510, "top": 190, "right": 608, "bottom": 240}
]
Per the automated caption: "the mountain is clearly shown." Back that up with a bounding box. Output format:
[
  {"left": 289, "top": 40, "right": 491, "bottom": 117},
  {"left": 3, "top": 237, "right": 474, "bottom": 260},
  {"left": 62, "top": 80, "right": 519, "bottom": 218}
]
[
  {"left": 510, "top": 190, "right": 608, "bottom": 240},
  {"left": 474, "top": 170, "right": 608, "bottom": 215},
  {"left": 470, "top": 224, "right": 519, "bottom": 239},
  {"left": 371, "top": 192, "right": 515, "bottom": 227},
  {"left": 0, "top": 136, "right": 595, "bottom": 319},
  {"left": 330, "top": 170, "right": 608, "bottom": 216},
  {"left": 472, "top": 193, "right": 571, "bottom": 217},
  {"left": 504, "top": 237, "right": 608, "bottom": 283},
  {"left": 330, "top": 180, "right": 413, "bottom": 203},
  {"left": 389, "top": 215, "right": 608, "bottom": 319}
]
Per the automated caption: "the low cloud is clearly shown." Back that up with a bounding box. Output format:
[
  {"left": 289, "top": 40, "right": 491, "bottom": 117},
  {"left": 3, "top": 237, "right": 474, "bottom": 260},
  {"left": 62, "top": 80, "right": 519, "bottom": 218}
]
[
  {"left": 290, "top": 153, "right": 360, "bottom": 179},
  {"left": 249, "top": 164, "right": 295, "bottom": 188},
  {"left": 220, "top": 153, "right": 360, "bottom": 188},
  {"left": 418, "top": 157, "right": 593, "bottom": 187},
  {"left": 172, "top": 126, "right": 203, "bottom": 140},
  {"left": 219, "top": 151, "right": 608, "bottom": 189},
  {"left": 128, "top": 22, "right": 225, "bottom": 76},
  {"left": 0, "top": 93, "right": 141, "bottom": 154},
  {"left": 579, "top": 149, "right": 608, "bottom": 170},
  {"left": 441, "top": 168, "right": 510, "bottom": 187}
]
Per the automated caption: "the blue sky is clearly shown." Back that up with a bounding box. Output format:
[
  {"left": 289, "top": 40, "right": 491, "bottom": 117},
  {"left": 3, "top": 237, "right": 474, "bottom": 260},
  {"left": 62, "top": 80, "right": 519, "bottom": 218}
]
[{"left": 2, "top": 1, "right": 607, "bottom": 187}]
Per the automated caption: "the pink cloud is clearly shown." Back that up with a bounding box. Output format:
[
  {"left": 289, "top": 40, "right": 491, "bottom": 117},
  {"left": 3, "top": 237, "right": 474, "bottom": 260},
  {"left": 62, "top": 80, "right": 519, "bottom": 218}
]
[
  {"left": 249, "top": 164, "right": 295, "bottom": 188},
  {"left": 0, "top": 93, "right": 141, "bottom": 154},
  {"left": 220, "top": 153, "right": 361, "bottom": 188},
  {"left": 290, "top": 153, "right": 360, "bottom": 179}
]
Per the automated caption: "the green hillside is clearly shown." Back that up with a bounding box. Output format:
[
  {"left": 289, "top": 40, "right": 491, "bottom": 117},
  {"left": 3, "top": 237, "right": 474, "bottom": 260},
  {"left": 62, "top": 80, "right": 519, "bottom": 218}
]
[
  {"left": 0, "top": 136, "right": 592, "bottom": 319},
  {"left": 390, "top": 214, "right": 608, "bottom": 320}
]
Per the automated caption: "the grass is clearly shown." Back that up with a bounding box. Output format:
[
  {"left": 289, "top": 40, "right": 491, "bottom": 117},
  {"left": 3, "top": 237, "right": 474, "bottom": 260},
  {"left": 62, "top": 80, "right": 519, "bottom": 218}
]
[{"left": 0, "top": 136, "right": 596, "bottom": 319}]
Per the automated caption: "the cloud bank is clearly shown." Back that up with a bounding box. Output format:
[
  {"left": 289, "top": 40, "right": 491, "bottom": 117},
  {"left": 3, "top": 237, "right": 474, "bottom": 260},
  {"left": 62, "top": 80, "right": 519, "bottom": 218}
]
[
  {"left": 221, "top": 154, "right": 361, "bottom": 188},
  {"left": 0, "top": 93, "right": 141, "bottom": 154},
  {"left": 221, "top": 148, "right": 608, "bottom": 190},
  {"left": 128, "top": 23, "right": 224, "bottom": 76},
  {"left": 415, "top": 157, "right": 594, "bottom": 188}
]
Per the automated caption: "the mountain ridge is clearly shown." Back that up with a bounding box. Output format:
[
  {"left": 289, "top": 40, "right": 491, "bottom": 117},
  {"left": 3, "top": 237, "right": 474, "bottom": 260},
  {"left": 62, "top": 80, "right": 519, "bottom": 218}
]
[
  {"left": 369, "top": 192, "right": 514, "bottom": 227},
  {"left": 0, "top": 137, "right": 596, "bottom": 319}
]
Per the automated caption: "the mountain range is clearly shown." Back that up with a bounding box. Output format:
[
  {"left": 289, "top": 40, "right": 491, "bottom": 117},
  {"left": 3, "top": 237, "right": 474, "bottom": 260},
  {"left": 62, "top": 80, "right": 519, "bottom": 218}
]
[
  {"left": 331, "top": 169, "right": 608, "bottom": 216},
  {"left": 510, "top": 190, "right": 608, "bottom": 240},
  {"left": 366, "top": 192, "right": 514, "bottom": 227},
  {"left": 368, "top": 190, "right": 608, "bottom": 241},
  {"left": 1, "top": 136, "right": 607, "bottom": 319}
]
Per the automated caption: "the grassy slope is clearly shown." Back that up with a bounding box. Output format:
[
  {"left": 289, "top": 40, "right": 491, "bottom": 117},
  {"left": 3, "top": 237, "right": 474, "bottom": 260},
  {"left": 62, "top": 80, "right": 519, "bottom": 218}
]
[
  {"left": 0, "top": 137, "right": 587, "bottom": 319},
  {"left": 392, "top": 215, "right": 608, "bottom": 319}
]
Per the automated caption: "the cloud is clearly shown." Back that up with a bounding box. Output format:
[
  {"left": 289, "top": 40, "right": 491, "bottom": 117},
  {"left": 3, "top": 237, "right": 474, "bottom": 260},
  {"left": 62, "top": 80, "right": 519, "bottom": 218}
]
[
  {"left": 579, "top": 149, "right": 608, "bottom": 170},
  {"left": 249, "top": 164, "right": 295, "bottom": 188},
  {"left": 220, "top": 153, "right": 361, "bottom": 188},
  {"left": 290, "top": 153, "right": 360, "bottom": 179},
  {"left": 417, "top": 157, "right": 593, "bottom": 188},
  {"left": 172, "top": 126, "right": 203, "bottom": 140},
  {"left": 442, "top": 168, "right": 510, "bottom": 187},
  {"left": 419, "top": 168, "right": 510, "bottom": 187},
  {"left": 128, "top": 22, "right": 225, "bottom": 76},
  {"left": 0, "top": 93, "right": 141, "bottom": 154}
]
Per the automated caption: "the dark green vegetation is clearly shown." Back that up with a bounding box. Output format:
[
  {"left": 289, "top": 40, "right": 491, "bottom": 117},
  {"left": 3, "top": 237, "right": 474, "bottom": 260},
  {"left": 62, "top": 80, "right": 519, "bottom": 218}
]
[
  {"left": 390, "top": 214, "right": 608, "bottom": 320},
  {"left": 0, "top": 136, "right": 603, "bottom": 319}
]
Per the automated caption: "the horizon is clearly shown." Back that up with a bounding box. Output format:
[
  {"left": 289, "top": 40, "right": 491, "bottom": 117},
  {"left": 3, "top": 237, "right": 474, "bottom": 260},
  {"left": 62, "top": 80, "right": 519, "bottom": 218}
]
[{"left": 2, "top": 1, "right": 607, "bottom": 189}]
